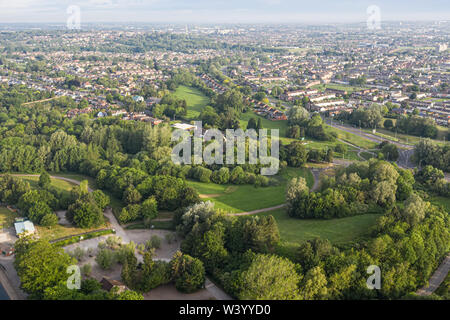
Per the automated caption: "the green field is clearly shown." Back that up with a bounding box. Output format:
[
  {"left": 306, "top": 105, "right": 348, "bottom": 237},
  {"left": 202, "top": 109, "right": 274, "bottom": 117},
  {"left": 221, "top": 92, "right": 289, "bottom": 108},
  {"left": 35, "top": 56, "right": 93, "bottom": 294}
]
[
  {"left": 367, "top": 127, "right": 449, "bottom": 147},
  {"left": 187, "top": 167, "right": 314, "bottom": 213},
  {"left": 257, "top": 208, "right": 382, "bottom": 245},
  {"left": 240, "top": 111, "right": 289, "bottom": 137},
  {"left": 174, "top": 85, "right": 210, "bottom": 119},
  {"left": 19, "top": 176, "right": 75, "bottom": 197},
  {"left": 325, "top": 125, "right": 378, "bottom": 150},
  {"left": 0, "top": 206, "right": 18, "bottom": 229},
  {"left": 430, "top": 196, "right": 450, "bottom": 213},
  {"left": 312, "top": 83, "right": 368, "bottom": 93}
]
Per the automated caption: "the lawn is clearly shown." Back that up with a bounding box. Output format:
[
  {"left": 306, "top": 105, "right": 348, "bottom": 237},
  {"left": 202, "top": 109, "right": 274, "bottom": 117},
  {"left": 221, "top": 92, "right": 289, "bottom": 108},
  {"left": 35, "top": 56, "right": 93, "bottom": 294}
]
[
  {"left": 0, "top": 206, "right": 18, "bottom": 229},
  {"left": 430, "top": 196, "right": 450, "bottom": 213},
  {"left": 19, "top": 176, "right": 75, "bottom": 198},
  {"left": 49, "top": 172, "right": 124, "bottom": 213},
  {"left": 174, "top": 85, "right": 210, "bottom": 120},
  {"left": 187, "top": 167, "right": 314, "bottom": 213},
  {"left": 36, "top": 224, "right": 110, "bottom": 241},
  {"left": 312, "top": 83, "right": 368, "bottom": 93},
  {"left": 325, "top": 125, "right": 378, "bottom": 150},
  {"left": 257, "top": 208, "right": 382, "bottom": 245},
  {"left": 240, "top": 111, "right": 289, "bottom": 137}
]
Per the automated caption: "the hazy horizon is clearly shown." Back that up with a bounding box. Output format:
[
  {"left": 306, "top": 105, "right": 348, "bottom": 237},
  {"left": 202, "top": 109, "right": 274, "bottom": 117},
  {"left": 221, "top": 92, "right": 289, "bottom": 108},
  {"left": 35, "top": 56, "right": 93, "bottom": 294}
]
[{"left": 0, "top": 0, "right": 448, "bottom": 24}]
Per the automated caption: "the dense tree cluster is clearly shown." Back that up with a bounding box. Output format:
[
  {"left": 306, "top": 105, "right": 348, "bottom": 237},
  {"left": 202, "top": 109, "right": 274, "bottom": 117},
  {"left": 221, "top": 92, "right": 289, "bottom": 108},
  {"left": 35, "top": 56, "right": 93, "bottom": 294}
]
[
  {"left": 287, "top": 109, "right": 336, "bottom": 141},
  {"left": 287, "top": 160, "right": 414, "bottom": 219},
  {"left": 395, "top": 115, "right": 438, "bottom": 139},
  {"left": 335, "top": 104, "right": 386, "bottom": 129},
  {"left": 413, "top": 140, "right": 450, "bottom": 172},
  {"left": 173, "top": 181, "right": 448, "bottom": 300}
]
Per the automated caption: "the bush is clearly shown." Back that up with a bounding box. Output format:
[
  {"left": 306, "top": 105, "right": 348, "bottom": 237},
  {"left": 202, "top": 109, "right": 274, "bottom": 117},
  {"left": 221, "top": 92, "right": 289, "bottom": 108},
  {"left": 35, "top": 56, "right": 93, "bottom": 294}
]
[
  {"left": 119, "top": 204, "right": 141, "bottom": 224},
  {"left": 81, "top": 264, "right": 92, "bottom": 276},
  {"left": 165, "top": 233, "right": 175, "bottom": 244},
  {"left": 146, "top": 235, "right": 161, "bottom": 249},
  {"left": 40, "top": 213, "right": 59, "bottom": 227},
  {"left": 96, "top": 249, "right": 116, "bottom": 270},
  {"left": 211, "top": 167, "right": 230, "bottom": 184}
]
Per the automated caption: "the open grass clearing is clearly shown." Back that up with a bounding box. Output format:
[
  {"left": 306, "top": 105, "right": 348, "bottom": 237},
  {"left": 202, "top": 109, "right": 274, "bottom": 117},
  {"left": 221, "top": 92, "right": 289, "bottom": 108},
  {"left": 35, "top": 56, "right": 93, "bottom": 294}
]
[
  {"left": 256, "top": 208, "right": 382, "bottom": 245},
  {"left": 187, "top": 167, "right": 314, "bottom": 213},
  {"left": 174, "top": 85, "right": 210, "bottom": 120}
]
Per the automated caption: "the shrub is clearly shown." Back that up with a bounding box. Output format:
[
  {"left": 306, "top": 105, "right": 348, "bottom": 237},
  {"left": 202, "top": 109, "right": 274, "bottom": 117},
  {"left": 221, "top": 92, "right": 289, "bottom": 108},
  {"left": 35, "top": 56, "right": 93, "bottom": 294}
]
[
  {"left": 146, "top": 235, "right": 161, "bottom": 249},
  {"left": 96, "top": 248, "right": 116, "bottom": 270},
  {"left": 81, "top": 264, "right": 92, "bottom": 276},
  {"left": 40, "top": 213, "right": 59, "bottom": 227}
]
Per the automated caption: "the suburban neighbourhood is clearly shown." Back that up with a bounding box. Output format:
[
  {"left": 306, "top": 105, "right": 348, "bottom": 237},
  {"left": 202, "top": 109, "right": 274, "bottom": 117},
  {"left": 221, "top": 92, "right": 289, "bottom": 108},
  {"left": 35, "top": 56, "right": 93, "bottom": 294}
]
[{"left": 0, "top": 1, "right": 448, "bottom": 313}]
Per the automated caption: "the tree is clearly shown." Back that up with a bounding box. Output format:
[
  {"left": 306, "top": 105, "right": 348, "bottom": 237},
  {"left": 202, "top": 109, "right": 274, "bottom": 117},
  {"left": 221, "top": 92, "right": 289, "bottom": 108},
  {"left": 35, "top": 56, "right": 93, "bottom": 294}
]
[
  {"left": 401, "top": 194, "right": 428, "bottom": 226},
  {"left": 14, "top": 238, "right": 76, "bottom": 298},
  {"left": 286, "top": 141, "right": 308, "bottom": 167},
  {"left": 27, "top": 201, "right": 53, "bottom": 224},
  {"left": 247, "top": 118, "right": 257, "bottom": 130},
  {"left": 40, "top": 213, "right": 58, "bottom": 227},
  {"left": 299, "top": 266, "right": 328, "bottom": 300},
  {"left": 199, "top": 222, "right": 228, "bottom": 273},
  {"left": 286, "top": 177, "right": 309, "bottom": 203},
  {"left": 67, "top": 197, "right": 104, "bottom": 228},
  {"left": 96, "top": 248, "right": 116, "bottom": 270},
  {"left": 211, "top": 167, "right": 230, "bottom": 184},
  {"left": 238, "top": 254, "right": 301, "bottom": 300},
  {"left": 170, "top": 252, "right": 205, "bottom": 293},
  {"left": 384, "top": 119, "right": 394, "bottom": 129},
  {"left": 38, "top": 171, "right": 51, "bottom": 189},
  {"left": 123, "top": 186, "right": 142, "bottom": 205},
  {"left": 288, "top": 106, "right": 309, "bottom": 125},
  {"left": 141, "top": 197, "right": 158, "bottom": 223},
  {"left": 371, "top": 181, "right": 397, "bottom": 207},
  {"left": 381, "top": 143, "right": 399, "bottom": 161},
  {"left": 92, "top": 190, "right": 110, "bottom": 210},
  {"left": 230, "top": 166, "right": 246, "bottom": 184}
]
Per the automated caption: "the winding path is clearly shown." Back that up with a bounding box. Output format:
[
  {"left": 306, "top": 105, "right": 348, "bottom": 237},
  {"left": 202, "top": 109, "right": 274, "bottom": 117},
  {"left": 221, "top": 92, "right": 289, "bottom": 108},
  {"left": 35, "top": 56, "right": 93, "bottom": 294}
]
[{"left": 416, "top": 253, "right": 450, "bottom": 296}]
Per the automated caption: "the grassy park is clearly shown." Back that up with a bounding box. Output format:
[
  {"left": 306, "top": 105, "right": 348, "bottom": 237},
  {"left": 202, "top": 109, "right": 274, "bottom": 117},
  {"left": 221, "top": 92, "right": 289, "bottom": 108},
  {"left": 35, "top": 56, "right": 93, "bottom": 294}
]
[
  {"left": 187, "top": 167, "right": 314, "bottom": 213},
  {"left": 174, "top": 85, "right": 210, "bottom": 119},
  {"left": 0, "top": 206, "right": 18, "bottom": 229},
  {"left": 257, "top": 208, "right": 382, "bottom": 245},
  {"left": 19, "top": 175, "right": 74, "bottom": 198},
  {"left": 240, "top": 110, "right": 289, "bottom": 137}
]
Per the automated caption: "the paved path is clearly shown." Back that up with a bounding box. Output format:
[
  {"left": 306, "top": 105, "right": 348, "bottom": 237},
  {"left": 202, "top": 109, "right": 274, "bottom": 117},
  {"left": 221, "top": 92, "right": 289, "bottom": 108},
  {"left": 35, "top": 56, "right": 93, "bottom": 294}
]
[
  {"left": 103, "top": 208, "right": 130, "bottom": 243},
  {"left": 21, "top": 96, "right": 60, "bottom": 106},
  {"left": 6, "top": 174, "right": 94, "bottom": 192},
  {"left": 0, "top": 258, "right": 26, "bottom": 300},
  {"left": 416, "top": 253, "right": 450, "bottom": 296},
  {"left": 205, "top": 278, "right": 233, "bottom": 300},
  {"left": 229, "top": 204, "right": 287, "bottom": 216}
]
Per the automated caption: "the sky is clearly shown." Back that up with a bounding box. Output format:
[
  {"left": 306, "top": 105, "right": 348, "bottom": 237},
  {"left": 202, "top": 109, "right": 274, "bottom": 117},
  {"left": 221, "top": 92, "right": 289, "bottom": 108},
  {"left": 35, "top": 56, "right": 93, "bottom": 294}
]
[{"left": 0, "top": 0, "right": 449, "bottom": 24}]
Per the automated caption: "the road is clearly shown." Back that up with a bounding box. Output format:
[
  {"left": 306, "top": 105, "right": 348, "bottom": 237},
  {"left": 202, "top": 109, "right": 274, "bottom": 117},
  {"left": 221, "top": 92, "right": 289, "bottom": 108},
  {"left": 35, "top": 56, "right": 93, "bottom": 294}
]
[
  {"left": 416, "top": 253, "right": 450, "bottom": 296},
  {"left": 326, "top": 119, "right": 413, "bottom": 150}
]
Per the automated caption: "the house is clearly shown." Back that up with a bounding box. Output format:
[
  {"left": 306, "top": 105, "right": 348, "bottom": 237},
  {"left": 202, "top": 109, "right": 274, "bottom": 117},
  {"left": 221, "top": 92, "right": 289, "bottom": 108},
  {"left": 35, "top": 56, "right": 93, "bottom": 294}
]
[
  {"left": 14, "top": 219, "right": 35, "bottom": 237},
  {"left": 100, "top": 277, "right": 128, "bottom": 294}
]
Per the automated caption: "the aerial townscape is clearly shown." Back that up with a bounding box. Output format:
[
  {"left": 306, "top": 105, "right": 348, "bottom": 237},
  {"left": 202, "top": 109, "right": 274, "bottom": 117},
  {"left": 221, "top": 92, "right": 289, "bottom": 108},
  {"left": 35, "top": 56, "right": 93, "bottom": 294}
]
[{"left": 0, "top": 1, "right": 448, "bottom": 309}]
